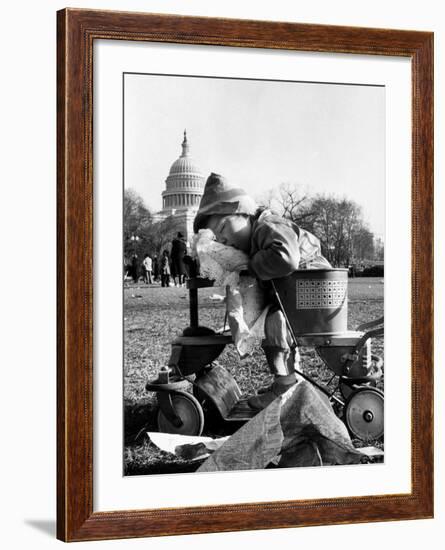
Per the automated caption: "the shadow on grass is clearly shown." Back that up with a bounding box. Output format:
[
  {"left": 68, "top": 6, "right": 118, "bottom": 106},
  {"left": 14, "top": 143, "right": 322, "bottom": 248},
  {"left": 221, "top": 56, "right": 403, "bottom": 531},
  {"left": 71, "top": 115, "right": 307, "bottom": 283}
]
[{"left": 124, "top": 399, "right": 157, "bottom": 445}]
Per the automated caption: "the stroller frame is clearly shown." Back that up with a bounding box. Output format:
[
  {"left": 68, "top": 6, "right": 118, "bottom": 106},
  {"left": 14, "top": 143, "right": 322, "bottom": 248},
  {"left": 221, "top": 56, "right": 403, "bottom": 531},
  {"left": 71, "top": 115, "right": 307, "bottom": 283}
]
[{"left": 146, "top": 273, "right": 384, "bottom": 441}]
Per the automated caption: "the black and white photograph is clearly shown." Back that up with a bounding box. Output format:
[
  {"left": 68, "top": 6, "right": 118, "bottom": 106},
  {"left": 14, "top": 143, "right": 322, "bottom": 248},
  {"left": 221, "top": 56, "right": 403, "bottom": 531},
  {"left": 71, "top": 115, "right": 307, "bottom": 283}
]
[
  {"left": 0, "top": 0, "right": 440, "bottom": 545},
  {"left": 123, "top": 72, "right": 385, "bottom": 476}
]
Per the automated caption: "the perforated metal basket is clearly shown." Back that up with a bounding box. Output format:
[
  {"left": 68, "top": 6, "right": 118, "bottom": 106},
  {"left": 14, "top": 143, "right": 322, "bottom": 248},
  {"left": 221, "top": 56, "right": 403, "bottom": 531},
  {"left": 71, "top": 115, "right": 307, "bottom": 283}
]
[{"left": 273, "top": 269, "right": 348, "bottom": 335}]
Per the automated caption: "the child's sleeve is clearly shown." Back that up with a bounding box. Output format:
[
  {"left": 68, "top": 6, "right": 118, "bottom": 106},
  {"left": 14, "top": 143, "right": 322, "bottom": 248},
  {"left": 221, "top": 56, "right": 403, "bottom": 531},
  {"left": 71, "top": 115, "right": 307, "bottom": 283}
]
[{"left": 249, "top": 220, "right": 300, "bottom": 280}]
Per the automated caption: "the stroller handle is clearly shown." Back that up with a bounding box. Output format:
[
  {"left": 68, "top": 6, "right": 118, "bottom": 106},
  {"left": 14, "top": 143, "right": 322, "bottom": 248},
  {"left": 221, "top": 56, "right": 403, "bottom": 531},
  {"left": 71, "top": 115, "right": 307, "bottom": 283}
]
[{"left": 356, "top": 316, "right": 384, "bottom": 332}]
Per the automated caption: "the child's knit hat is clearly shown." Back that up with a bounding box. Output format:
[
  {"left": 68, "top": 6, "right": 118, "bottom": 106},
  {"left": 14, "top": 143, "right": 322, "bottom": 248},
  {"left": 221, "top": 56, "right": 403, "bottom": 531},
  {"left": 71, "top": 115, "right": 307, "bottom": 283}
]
[{"left": 193, "top": 173, "right": 257, "bottom": 233}]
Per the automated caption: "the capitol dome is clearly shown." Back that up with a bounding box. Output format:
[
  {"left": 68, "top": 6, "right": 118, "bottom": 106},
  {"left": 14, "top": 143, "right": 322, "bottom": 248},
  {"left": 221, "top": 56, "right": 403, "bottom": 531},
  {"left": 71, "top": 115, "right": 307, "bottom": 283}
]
[
  {"left": 168, "top": 155, "right": 202, "bottom": 177},
  {"left": 162, "top": 131, "right": 205, "bottom": 211}
]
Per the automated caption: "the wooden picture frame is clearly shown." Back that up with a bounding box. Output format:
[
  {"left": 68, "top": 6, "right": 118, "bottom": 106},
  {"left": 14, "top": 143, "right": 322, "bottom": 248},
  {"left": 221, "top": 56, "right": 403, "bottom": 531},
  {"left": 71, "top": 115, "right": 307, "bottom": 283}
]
[{"left": 57, "top": 8, "right": 434, "bottom": 542}]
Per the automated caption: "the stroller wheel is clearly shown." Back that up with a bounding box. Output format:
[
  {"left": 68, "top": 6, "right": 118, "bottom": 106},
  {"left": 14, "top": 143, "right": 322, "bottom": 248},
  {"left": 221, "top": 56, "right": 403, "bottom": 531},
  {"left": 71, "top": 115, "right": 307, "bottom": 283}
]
[
  {"left": 157, "top": 392, "right": 204, "bottom": 436},
  {"left": 339, "top": 378, "right": 376, "bottom": 400},
  {"left": 344, "top": 387, "right": 384, "bottom": 441}
]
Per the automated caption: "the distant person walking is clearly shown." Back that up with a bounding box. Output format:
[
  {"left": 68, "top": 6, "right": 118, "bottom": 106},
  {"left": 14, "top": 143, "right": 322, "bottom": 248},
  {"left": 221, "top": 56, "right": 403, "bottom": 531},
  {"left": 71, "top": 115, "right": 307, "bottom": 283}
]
[
  {"left": 152, "top": 255, "right": 159, "bottom": 282},
  {"left": 131, "top": 254, "right": 139, "bottom": 283},
  {"left": 142, "top": 254, "right": 153, "bottom": 284},
  {"left": 171, "top": 232, "right": 187, "bottom": 287},
  {"left": 160, "top": 250, "right": 171, "bottom": 288}
]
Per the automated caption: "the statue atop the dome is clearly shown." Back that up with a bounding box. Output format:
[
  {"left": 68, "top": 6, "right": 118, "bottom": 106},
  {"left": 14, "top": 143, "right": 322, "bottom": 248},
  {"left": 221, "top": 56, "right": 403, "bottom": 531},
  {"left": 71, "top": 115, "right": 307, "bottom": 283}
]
[{"left": 181, "top": 129, "right": 190, "bottom": 157}]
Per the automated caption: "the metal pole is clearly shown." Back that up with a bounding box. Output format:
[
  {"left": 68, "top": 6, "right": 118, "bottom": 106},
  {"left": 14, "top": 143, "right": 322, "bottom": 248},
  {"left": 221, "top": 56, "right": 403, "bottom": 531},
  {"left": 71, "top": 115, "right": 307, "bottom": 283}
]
[{"left": 190, "top": 288, "right": 199, "bottom": 328}]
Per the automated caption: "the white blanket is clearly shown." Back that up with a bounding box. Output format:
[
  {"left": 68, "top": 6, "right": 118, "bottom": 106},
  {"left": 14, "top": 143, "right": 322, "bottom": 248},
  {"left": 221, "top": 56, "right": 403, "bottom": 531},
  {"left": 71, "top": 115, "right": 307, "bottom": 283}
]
[{"left": 193, "top": 229, "right": 268, "bottom": 356}]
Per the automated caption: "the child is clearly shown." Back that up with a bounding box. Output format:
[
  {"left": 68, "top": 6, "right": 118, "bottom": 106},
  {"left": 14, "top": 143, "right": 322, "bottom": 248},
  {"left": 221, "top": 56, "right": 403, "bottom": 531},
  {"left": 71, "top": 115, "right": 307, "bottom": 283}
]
[
  {"left": 194, "top": 173, "right": 330, "bottom": 411},
  {"left": 160, "top": 250, "right": 171, "bottom": 288}
]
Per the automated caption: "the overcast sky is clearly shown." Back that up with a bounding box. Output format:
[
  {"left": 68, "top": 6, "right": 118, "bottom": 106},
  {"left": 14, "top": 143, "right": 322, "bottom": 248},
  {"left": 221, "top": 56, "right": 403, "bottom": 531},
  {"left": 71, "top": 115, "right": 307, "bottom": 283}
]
[{"left": 124, "top": 73, "right": 385, "bottom": 236}]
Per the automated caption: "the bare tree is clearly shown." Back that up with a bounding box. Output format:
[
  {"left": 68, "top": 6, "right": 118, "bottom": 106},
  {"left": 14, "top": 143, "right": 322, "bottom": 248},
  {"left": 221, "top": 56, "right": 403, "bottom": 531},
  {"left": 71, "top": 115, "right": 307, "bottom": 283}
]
[
  {"left": 273, "top": 186, "right": 376, "bottom": 267},
  {"left": 143, "top": 216, "right": 183, "bottom": 257},
  {"left": 123, "top": 188, "right": 189, "bottom": 266},
  {"left": 373, "top": 236, "right": 384, "bottom": 261},
  {"left": 256, "top": 182, "right": 313, "bottom": 225},
  {"left": 303, "top": 195, "right": 374, "bottom": 266},
  {"left": 123, "top": 189, "right": 151, "bottom": 234},
  {"left": 123, "top": 189, "right": 152, "bottom": 261},
  {"left": 353, "top": 226, "right": 375, "bottom": 263}
]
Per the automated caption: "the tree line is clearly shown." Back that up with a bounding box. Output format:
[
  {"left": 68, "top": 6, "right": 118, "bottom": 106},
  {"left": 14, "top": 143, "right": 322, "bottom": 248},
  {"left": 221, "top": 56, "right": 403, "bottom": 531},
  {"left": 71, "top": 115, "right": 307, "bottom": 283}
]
[
  {"left": 123, "top": 189, "right": 183, "bottom": 262},
  {"left": 259, "top": 183, "right": 382, "bottom": 267},
  {"left": 124, "top": 185, "right": 383, "bottom": 268}
]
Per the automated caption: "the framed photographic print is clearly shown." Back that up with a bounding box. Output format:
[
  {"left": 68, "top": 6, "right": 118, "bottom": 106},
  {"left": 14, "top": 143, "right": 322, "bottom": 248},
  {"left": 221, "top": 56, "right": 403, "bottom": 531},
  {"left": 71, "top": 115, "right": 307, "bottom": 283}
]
[{"left": 57, "top": 8, "right": 433, "bottom": 542}]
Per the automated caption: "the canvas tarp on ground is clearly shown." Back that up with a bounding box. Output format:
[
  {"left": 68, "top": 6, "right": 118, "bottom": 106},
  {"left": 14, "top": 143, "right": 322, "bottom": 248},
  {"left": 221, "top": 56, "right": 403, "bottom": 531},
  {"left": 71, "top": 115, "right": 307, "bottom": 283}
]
[{"left": 196, "top": 380, "right": 363, "bottom": 471}]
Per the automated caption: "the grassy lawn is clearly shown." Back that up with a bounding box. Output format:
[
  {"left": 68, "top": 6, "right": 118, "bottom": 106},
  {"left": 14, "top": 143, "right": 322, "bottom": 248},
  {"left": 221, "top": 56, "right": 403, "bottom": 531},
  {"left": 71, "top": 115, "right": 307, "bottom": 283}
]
[{"left": 124, "top": 277, "right": 384, "bottom": 475}]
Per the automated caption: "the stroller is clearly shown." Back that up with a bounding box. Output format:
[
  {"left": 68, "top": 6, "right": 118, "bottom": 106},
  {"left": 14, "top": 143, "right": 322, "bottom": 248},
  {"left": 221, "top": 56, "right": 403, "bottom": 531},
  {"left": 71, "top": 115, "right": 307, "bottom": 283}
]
[{"left": 146, "top": 264, "right": 384, "bottom": 442}]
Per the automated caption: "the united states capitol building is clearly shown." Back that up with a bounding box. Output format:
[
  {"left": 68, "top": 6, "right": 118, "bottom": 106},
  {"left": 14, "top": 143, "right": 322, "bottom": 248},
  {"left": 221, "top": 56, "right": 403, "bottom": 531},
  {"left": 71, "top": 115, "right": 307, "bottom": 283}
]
[{"left": 153, "top": 131, "right": 205, "bottom": 244}]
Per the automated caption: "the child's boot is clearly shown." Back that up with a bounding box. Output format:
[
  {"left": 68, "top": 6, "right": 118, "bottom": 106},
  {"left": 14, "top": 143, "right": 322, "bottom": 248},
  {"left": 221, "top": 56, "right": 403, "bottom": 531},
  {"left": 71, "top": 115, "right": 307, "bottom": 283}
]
[
  {"left": 248, "top": 347, "right": 298, "bottom": 411},
  {"left": 256, "top": 346, "right": 301, "bottom": 394}
]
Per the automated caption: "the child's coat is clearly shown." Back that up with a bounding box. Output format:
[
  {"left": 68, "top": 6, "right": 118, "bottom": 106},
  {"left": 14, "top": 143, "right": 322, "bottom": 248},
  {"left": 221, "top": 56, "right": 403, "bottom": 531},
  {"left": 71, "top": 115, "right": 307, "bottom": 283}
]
[{"left": 249, "top": 209, "right": 330, "bottom": 281}]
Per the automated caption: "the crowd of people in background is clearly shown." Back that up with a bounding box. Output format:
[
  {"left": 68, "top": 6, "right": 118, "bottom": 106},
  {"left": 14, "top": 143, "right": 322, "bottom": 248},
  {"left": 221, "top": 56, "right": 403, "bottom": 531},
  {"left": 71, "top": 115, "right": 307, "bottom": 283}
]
[{"left": 124, "top": 232, "right": 188, "bottom": 288}]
